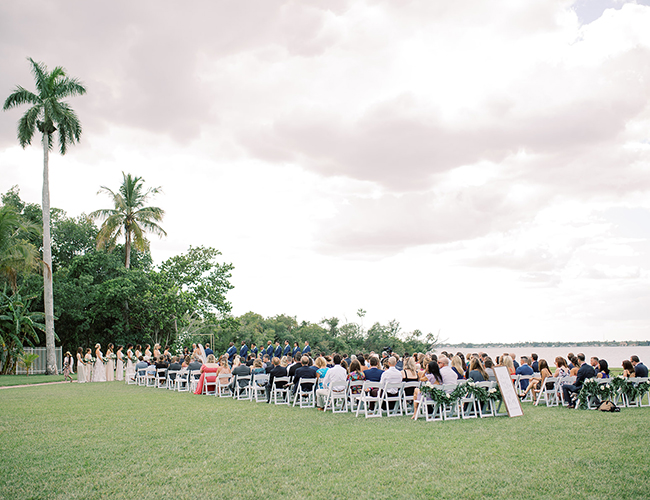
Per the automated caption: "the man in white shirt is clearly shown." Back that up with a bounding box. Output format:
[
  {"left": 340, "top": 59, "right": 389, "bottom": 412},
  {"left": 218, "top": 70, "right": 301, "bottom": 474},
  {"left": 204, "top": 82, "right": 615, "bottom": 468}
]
[
  {"left": 316, "top": 354, "right": 347, "bottom": 409},
  {"left": 438, "top": 356, "right": 457, "bottom": 386},
  {"left": 380, "top": 356, "right": 403, "bottom": 389}
]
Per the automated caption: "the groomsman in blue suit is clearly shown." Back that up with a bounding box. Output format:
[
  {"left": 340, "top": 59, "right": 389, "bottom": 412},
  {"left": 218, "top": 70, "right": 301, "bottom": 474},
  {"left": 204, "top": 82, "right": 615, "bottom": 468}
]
[
  {"left": 302, "top": 341, "right": 311, "bottom": 355},
  {"left": 251, "top": 343, "right": 258, "bottom": 357},
  {"left": 283, "top": 340, "right": 291, "bottom": 357},
  {"left": 292, "top": 342, "right": 300, "bottom": 357},
  {"left": 265, "top": 341, "right": 274, "bottom": 358},
  {"left": 239, "top": 341, "right": 248, "bottom": 359},
  {"left": 226, "top": 342, "right": 237, "bottom": 365},
  {"left": 274, "top": 341, "right": 282, "bottom": 359}
]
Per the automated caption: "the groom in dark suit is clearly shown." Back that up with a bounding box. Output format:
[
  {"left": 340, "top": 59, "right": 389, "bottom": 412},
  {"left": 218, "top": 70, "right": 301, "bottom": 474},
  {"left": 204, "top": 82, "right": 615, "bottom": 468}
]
[{"left": 563, "top": 353, "right": 596, "bottom": 408}]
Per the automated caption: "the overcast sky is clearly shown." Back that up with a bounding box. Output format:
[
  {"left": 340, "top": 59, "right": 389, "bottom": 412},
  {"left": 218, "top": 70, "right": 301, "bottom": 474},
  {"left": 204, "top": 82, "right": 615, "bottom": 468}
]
[{"left": 1, "top": 0, "right": 650, "bottom": 343}]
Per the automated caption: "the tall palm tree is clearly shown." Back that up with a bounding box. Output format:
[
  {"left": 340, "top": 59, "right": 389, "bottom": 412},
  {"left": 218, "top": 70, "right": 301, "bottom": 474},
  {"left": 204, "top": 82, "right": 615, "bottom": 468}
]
[
  {"left": 90, "top": 172, "right": 166, "bottom": 269},
  {"left": 0, "top": 206, "right": 40, "bottom": 292},
  {"left": 3, "top": 58, "right": 86, "bottom": 375}
]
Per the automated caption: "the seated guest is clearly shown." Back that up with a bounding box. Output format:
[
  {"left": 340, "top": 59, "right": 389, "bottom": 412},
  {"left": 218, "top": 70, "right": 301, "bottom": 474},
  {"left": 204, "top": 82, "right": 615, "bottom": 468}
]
[
  {"left": 266, "top": 357, "right": 288, "bottom": 403},
  {"left": 315, "top": 357, "right": 329, "bottom": 389},
  {"left": 451, "top": 355, "right": 466, "bottom": 380},
  {"left": 568, "top": 355, "right": 580, "bottom": 376},
  {"left": 499, "top": 355, "right": 516, "bottom": 376},
  {"left": 188, "top": 356, "right": 203, "bottom": 373},
  {"left": 181, "top": 355, "right": 190, "bottom": 368},
  {"left": 467, "top": 358, "right": 489, "bottom": 382},
  {"left": 412, "top": 361, "right": 443, "bottom": 419},
  {"left": 194, "top": 354, "right": 219, "bottom": 395},
  {"left": 292, "top": 356, "right": 318, "bottom": 396},
  {"left": 531, "top": 353, "right": 539, "bottom": 372},
  {"left": 521, "top": 359, "right": 552, "bottom": 404},
  {"left": 348, "top": 359, "right": 366, "bottom": 394},
  {"left": 316, "top": 354, "right": 347, "bottom": 409},
  {"left": 401, "top": 356, "right": 419, "bottom": 397},
  {"left": 288, "top": 353, "right": 302, "bottom": 378},
  {"left": 357, "top": 354, "right": 368, "bottom": 371},
  {"left": 216, "top": 355, "right": 232, "bottom": 385},
  {"left": 167, "top": 356, "right": 182, "bottom": 382},
  {"left": 363, "top": 356, "right": 384, "bottom": 382},
  {"left": 597, "top": 359, "right": 610, "bottom": 379},
  {"left": 552, "top": 357, "right": 570, "bottom": 379},
  {"left": 590, "top": 357, "right": 600, "bottom": 376},
  {"left": 380, "top": 356, "right": 403, "bottom": 407},
  {"left": 251, "top": 358, "right": 266, "bottom": 376},
  {"left": 622, "top": 360, "right": 636, "bottom": 378},
  {"left": 229, "top": 357, "right": 251, "bottom": 395},
  {"left": 516, "top": 356, "right": 534, "bottom": 392},
  {"left": 631, "top": 356, "right": 649, "bottom": 377},
  {"left": 262, "top": 354, "right": 272, "bottom": 372},
  {"left": 562, "top": 353, "right": 596, "bottom": 408},
  {"left": 135, "top": 356, "right": 149, "bottom": 374},
  {"left": 484, "top": 358, "right": 496, "bottom": 380},
  {"left": 437, "top": 356, "right": 457, "bottom": 385}
]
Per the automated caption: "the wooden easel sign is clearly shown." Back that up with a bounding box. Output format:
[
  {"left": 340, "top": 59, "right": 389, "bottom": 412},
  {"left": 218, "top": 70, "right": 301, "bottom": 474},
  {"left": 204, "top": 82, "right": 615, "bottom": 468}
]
[{"left": 494, "top": 366, "right": 523, "bottom": 417}]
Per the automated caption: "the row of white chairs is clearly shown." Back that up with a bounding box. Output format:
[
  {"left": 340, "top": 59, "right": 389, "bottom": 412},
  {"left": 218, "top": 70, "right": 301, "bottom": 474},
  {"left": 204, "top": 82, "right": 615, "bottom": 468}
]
[{"left": 127, "top": 367, "right": 509, "bottom": 422}]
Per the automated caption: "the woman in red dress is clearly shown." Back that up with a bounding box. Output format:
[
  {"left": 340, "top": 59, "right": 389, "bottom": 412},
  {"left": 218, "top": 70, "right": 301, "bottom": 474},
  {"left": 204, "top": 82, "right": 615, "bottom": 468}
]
[{"left": 194, "top": 354, "right": 219, "bottom": 395}]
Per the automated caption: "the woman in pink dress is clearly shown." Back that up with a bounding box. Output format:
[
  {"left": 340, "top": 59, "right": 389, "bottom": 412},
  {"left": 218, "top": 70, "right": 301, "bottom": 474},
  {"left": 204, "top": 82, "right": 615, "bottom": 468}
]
[
  {"left": 115, "top": 345, "right": 124, "bottom": 381},
  {"left": 105, "top": 343, "right": 115, "bottom": 381},
  {"left": 194, "top": 354, "right": 219, "bottom": 395}
]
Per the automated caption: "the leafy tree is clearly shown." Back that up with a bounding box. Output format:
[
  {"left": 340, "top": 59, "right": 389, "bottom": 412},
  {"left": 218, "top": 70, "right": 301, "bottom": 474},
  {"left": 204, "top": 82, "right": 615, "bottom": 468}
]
[
  {"left": 3, "top": 58, "right": 86, "bottom": 374},
  {"left": 158, "top": 246, "right": 234, "bottom": 325},
  {"left": 0, "top": 206, "right": 40, "bottom": 292},
  {"left": 0, "top": 285, "right": 45, "bottom": 374},
  {"left": 90, "top": 172, "right": 166, "bottom": 269}
]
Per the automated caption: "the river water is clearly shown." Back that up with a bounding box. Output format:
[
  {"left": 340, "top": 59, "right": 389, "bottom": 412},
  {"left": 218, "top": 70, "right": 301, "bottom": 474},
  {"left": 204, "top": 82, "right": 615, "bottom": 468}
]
[{"left": 437, "top": 345, "right": 650, "bottom": 367}]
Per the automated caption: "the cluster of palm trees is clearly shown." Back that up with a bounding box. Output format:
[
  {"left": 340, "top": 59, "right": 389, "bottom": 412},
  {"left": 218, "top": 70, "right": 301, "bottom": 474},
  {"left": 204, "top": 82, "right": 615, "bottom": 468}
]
[{"left": 3, "top": 58, "right": 166, "bottom": 374}]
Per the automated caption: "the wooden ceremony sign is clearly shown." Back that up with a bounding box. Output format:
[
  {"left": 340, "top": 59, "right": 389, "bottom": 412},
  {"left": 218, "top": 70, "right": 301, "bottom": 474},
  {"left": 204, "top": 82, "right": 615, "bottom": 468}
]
[{"left": 493, "top": 366, "right": 523, "bottom": 418}]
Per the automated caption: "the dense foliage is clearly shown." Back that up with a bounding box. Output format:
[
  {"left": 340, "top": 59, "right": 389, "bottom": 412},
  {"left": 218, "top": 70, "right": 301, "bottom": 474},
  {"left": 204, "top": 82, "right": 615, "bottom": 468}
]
[{"left": 1, "top": 186, "right": 436, "bottom": 365}]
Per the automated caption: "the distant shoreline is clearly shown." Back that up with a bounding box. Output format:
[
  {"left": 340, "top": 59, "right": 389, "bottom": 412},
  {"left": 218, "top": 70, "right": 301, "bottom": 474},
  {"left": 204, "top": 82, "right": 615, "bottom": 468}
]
[{"left": 437, "top": 341, "right": 650, "bottom": 348}]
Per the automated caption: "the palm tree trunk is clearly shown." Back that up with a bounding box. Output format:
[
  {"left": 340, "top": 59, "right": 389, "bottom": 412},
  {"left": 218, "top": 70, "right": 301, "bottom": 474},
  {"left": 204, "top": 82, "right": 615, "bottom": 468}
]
[
  {"left": 42, "top": 133, "right": 57, "bottom": 375},
  {"left": 125, "top": 230, "right": 131, "bottom": 269}
]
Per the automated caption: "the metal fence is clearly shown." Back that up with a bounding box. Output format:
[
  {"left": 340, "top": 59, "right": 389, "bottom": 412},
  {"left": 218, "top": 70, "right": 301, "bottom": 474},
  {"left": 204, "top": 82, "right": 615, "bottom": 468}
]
[{"left": 14, "top": 347, "right": 63, "bottom": 374}]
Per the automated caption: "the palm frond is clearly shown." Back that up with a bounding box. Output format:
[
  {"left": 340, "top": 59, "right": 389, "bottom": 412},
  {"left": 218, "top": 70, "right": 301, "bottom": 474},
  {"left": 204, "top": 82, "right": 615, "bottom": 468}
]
[{"left": 3, "top": 86, "right": 40, "bottom": 111}]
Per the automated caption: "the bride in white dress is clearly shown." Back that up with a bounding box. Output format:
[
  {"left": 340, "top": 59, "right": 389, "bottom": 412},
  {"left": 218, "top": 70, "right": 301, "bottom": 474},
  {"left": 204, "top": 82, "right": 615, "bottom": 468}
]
[{"left": 92, "top": 343, "right": 107, "bottom": 382}]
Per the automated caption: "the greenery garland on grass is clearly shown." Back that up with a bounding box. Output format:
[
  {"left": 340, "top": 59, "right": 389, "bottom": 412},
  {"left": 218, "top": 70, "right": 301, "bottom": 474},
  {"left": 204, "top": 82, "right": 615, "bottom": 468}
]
[
  {"left": 577, "top": 377, "right": 650, "bottom": 409},
  {"left": 419, "top": 381, "right": 502, "bottom": 407}
]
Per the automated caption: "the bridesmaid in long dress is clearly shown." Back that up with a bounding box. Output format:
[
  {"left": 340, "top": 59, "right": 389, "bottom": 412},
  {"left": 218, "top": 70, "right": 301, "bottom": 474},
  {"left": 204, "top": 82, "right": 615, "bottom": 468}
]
[
  {"left": 93, "top": 343, "right": 107, "bottom": 382},
  {"left": 105, "top": 344, "right": 115, "bottom": 381},
  {"left": 144, "top": 344, "right": 152, "bottom": 361},
  {"left": 125, "top": 344, "right": 136, "bottom": 382},
  {"left": 115, "top": 345, "right": 124, "bottom": 381},
  {"left": 84, "top": 348, "right": 93, "bottom": 382},
  {"left": 76, "top": 347, "right": 85, "bottom": 383}
]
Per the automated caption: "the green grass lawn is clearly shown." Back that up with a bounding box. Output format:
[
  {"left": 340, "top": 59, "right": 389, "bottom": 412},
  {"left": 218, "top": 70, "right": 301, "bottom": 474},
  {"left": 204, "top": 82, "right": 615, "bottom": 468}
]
[
  {"left": 0, "top": 374, "right": 77, "bottom": 386},
  {"left": 1, "top": 382, "right": 649, "bottom": 500}
]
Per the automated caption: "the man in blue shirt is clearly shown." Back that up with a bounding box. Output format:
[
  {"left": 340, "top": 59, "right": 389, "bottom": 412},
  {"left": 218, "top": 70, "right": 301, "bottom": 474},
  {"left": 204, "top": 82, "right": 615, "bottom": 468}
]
[
  {"left": 251, "top": 343, "right": 258, "bottom": 358},
  {"left": 204, "top": 344, "right": 214, "bottom": 357},
  {"left": 226, "top": 342, "right": 237, "bottom": 365},
  {"left": 239, "top": 341, "right": 248, "bottom": 359},
  {"left": 363, "top": 356, "right": 383, "bottom": 382},
  {"left": 283, "top": 340, "right": 291, "bottom": 357},
  {"left": 516, "top": 356, "right": 534, "bottom": 392},
  {"left": 632, "top": 356, "right": 649, "bottom": 377},
  {"left": 274, "top": 341, "right": 282, "bottom": 359},
  {"left": 265, "top": 341, "right": 273, "bottom": 358},
  {"left": 531, "top": 353, "right": 539, "bottom": 372},
  {"left": 302, "top": 341, "right": 311, "bottom": 356}
]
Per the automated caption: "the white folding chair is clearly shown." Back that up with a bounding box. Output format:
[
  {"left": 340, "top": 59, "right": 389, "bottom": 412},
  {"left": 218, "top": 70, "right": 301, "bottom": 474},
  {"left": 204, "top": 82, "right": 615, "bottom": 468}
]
[
  {"left": 252, "top": 374, "right": 269, "bottom": 402},
  {"left": 518, "top": 375, "right": 534, "bottom": 402},
  {"left": 145, "top": 369, "right": 156, "bottom": 387},
  {"left": 189, "top": 370, "right": 201, "bottom": 393},
  {"left": 166, "top": 370, "right": 178, "bottom": 390},
  {"left": 271, "top": 376, "right": 291, "bottom": 405},
  {"left": 155, "top": 368, "right": 167, "bottom": 389},
  {"left": 380, "top": 382, "right": 404, "bottom": 417},
  {"left": 323, "top": 380, "right": 348, "bottom": 413},
  {"left": 459, "top": 382, "right": 478, "bottom": 419},
  {"left": 233, "top": 375, "right": 252, "bottom": 400},
  {"left": 136, "top": 367, "right": 147, "bottom": 386},
  {"left": 176, "top": 370, "right": 189, "bottom": 392},
  {"left": 559, "top": 376, "right": 576, "bottom": 406},
  {"left": 441, "top": 383, "right": 460, "bottom": 420},
  {"left": 293, "top": 377, "right": 317, "bottom": 408},
  {"left": 401, "top": 381, "right": 420, "bottom": 416},
  {"left": 355, "top": 381, "right": 382, "bottom": 418},
  {"left": 217, "top": 374, "right": 231, "bottom": 397},
  {"left": 637, "top": 378, "right": 650, "bottom": 407},
  {"left": 476, "top": 381, "right": 495, "bottom": 417},
  {"left": 348, "top": 380, "right": 365, "bottom": 413},
  {"left": 535, "top": 377, "right": 558, "bottom": 407}
]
